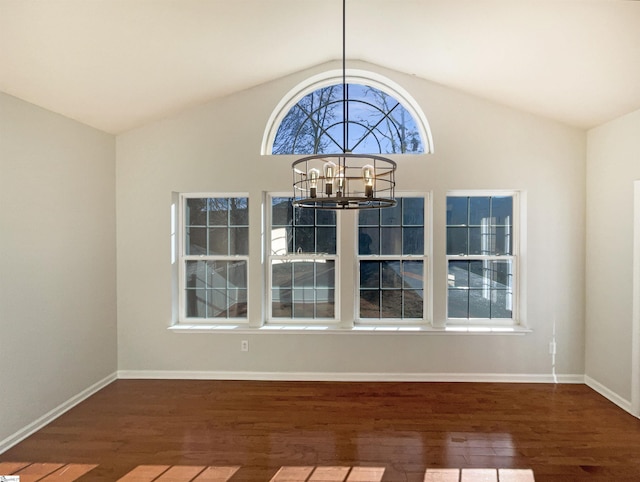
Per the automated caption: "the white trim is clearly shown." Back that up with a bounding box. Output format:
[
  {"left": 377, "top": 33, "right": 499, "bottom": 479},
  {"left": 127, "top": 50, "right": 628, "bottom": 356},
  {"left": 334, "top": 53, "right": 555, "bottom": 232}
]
[
  {"left": 585, "top": 375, "right": 634, "bottom": 415},
  {"left": 261, "top": 68, "right": 434, "bottom": 156},
  {"left": 0, "top": 372, "right": 117, "bottom": 455},
  {"left": 168, "top": 324, "right": 532, "bottom": 334},
  {"left": 632, "top": 181, "right": 640, "bottom": 416},
  {"left": 118, "top": 370, "right": 582, "bottom": 384}
]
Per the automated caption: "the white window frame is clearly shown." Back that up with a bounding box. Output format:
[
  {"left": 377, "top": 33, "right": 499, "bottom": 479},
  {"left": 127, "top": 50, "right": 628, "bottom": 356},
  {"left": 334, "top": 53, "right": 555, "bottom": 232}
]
[
  {"left": 265, "top": 193, "right": 340, "bottom": 324},
  {"left": 355, "top": 194, "right": 431, "bottom": 325},
  {"left": 178, "top": 193, "right": 250, "bottom": 325},
  {"left": 445, "top": 190, "right": 521, "bottom": 326}
]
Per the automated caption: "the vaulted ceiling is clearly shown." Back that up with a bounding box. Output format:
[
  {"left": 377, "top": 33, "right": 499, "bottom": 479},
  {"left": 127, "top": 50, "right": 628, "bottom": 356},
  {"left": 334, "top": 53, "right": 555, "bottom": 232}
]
[{"left": 1, "top": 0, "right": 639, "bottom": 134}]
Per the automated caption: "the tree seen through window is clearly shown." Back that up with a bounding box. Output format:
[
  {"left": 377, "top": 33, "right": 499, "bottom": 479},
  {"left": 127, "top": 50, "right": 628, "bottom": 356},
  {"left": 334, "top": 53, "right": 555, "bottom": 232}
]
[{"left": 273, "top": 84, "right": 424, "bottom": 155}]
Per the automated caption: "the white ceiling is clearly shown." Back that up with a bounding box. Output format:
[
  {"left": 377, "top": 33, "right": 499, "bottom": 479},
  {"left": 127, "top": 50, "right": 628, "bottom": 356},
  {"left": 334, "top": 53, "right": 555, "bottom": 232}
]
[{"left": 1, "top": 0, "right": 640, "bottom": 134}]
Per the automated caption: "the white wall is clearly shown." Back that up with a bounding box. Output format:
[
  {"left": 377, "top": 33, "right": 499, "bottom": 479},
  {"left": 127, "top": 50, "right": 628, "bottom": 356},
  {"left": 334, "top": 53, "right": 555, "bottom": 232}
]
[
  {"left": 116, "top": 61, "right": 586, "bottom": 378},
  {"left": 0, "top": 93, "right": 117, "bottom": 446},
  {"left": 586, "top": 108, "right": 640, "bottom": 402}
]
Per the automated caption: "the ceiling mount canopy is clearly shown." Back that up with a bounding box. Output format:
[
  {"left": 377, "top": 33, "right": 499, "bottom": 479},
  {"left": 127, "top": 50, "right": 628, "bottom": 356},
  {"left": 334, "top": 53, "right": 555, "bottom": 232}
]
[{"left": 292, "top": 0, "right": 397, "bottom": 210}]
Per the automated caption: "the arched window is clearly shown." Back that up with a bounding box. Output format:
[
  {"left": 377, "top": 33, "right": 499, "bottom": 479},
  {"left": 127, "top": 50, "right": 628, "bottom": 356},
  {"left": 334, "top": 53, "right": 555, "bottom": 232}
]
[{"left": 263, "top": 70, "right": 433, "bottom": 156}]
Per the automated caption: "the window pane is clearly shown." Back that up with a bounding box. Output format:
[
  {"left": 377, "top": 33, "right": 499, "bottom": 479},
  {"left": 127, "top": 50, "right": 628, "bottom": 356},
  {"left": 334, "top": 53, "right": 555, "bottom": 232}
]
[
  {"left": 446, "top": 197, "right": 468, "bottom": 225},
  {"left": 294, "top": 227, "right": 315, "bottom": 253},
  {"left": 229, "top": 227, "right": 249, "bottom": 255},
  {"left": 316, "top": 261, "right": 336, "bottom": 289},
  {"left": 227, "top": 289, "right": 248, "bottom": 317},
  {"left": 186, "top": 198, "right": 208, "bottom": 226},
  {"left": 381, "top": 202, "right": 402, "bottom": 225},
  {"left": 468, "top": 227, "right": 483, "bottom": 255},
  {"left": 469, "top": 289, "right": 491, "bottom": 318},
  {"left": 316, "top": 289, "right": 335, "bottom": 318},
  {"left": 381, "top": 227, "right": 402, "bottom": 255},
  {"left": 469, "top": 260, "right": 490, "bottom": 289},
  {"left": 186, "top": 288, "right": 206, "bottom": 317},
  {"left": 208, "top": 198, "right": 229, "bottom": 225},
  {"left": 185, "top": 261, "right": 206, "bottom": 288},
  {"left": 227, "top": 260, "right": 247, "bottom": 288},
  {"left": 402, "top": 197, "right": 424, "bottom": 225},
  {"left": 270, "top": 227, "right": 292, "bottom": 255},
  {"left": 208, "top": 289, "right": 227, "bottom": 317},
  {"left": 316, "top": 227, "right": 336, "bottom": 254},
  {"left": 295, "top": 206, "right": 315, "bottom": 226},
  {"left": 403, "top": 261, "right": 424, "bottom": 289},
  {"left": 448, "top": 261, "right": 469, "bottom": 288},
  {"left": 359, "top": 227, "right": 379, "bottom": 255},
  {"left": 491, "top": 196, "right": 513, "bottom": 225},
  {"left": 359, "top": 208, "right": 379, "bottom": 226},
  {"left": 494, "top": 226, "right": 512, "bottom": 255},
  {"left": 448, "top": 289, "right": 468, "bottom": 318},
  {"left": 229, "top": 198, "right": 248, "bottom": 225},
  {"left": 271, "top": 259, "right": 335, "bottom": 319},
  {"left": 208, "top": 227, "right": 229, "bottom": 255},
  {"left": 403, "top": 227, "right": 423, "bottom": 255},
  {"left": 360, "top": 261, "right": 380, "bottom": 289},
  {"left": 272, "top": 198, "right": 292, "bottom": 226},
  {"left": 491, "top": 289, "right": 512, "bottom": 318},
  {"left": 469, "top": 197, "right": 490, "bottom": 225},
  {"left": 403, "top": 290, "right": 423, "bottom": 318},
  {"left": 491, "top": 260, "right": 513, "bottom": 290},
  {"left": 186, "top": 227, "right": 207, "bottom": 255},
  {"left": 271, "top": 262, "right": 292, "bottom": 289},
  {"left": 293, "top": 289, "right": 315, "bottom": 318},
  {"left": 316, "top": 209, "right": 336, "bottom": 226},
  {"left": 207, "top": 261, "right": 227, "bottom": 288},
  {"left": 381, "top": 290, "right": 402, "bottom": 318},
  {"left": 381, "top": 261, "right": 402, "bottom": 288},
  {"left": 447, "top": 227, "right": 468, "bottom": 255},
  {"left": 293, "top": 261, "right": 315, "bottom": 288},
  {"left": 359, "top": 290, "right": 380, "bottom": 318},
  {"left": 271, "top": 288, "right": 292, "bottom": 317},
  {"left": 272, "top": 83, "right": 425, "bottom": 155}
]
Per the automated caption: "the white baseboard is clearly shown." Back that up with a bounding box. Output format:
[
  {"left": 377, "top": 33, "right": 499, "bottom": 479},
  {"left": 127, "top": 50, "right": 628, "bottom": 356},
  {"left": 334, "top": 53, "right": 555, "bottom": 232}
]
[
  {"left": 0, "top": 372, "right": 117, "bottom": 455},
  {"left": 118, "top": 370, "right": 585, "bottom": 384},
  {"left": 585, "top": 375, "right": 634, "bottom": 415}
]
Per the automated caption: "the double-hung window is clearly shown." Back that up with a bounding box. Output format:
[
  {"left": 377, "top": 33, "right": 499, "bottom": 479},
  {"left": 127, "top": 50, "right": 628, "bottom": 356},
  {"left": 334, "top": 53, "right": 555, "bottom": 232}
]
[
  {"left": 267, "top": 195, "right": 337, "bottom": 321},
  {"left": 446, "top": 193, "right": 518, "bottom": 322},
  {"left": 180, "top": 195, "right": 249, "bottom": 322},
  {"left": 358, "top": 196, "right": 428, "bottom": 322}
]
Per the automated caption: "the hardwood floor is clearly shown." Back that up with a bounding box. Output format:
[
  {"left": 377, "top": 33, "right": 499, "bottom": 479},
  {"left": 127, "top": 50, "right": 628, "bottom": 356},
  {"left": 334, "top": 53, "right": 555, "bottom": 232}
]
[{"left": 1, "top": 380, "right": 640, "bottom": 481}]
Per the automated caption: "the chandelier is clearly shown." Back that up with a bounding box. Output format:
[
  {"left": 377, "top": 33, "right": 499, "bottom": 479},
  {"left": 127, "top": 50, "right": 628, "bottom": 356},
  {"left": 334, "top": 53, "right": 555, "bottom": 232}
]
[{"left": 291, "top": 0, "right": 397, "bottom": 210}]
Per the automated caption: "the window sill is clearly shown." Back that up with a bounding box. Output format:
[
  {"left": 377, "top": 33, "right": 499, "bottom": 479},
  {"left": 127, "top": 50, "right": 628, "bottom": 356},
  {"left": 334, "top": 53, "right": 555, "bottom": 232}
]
[{"left": 168, "top": 324, "right": 532, "bottom": 335}]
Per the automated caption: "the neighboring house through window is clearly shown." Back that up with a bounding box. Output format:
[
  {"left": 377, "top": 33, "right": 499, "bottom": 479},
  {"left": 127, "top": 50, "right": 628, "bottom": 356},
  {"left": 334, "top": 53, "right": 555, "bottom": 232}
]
[
  {"left": 446, "top": 192, "right": 519, "bottom": 323},
  {"left": 179, "top": 195, "right": 249, "bottom": 322},
  {"left": 358, "top": 197, "right": 428, "bottom": 321}
]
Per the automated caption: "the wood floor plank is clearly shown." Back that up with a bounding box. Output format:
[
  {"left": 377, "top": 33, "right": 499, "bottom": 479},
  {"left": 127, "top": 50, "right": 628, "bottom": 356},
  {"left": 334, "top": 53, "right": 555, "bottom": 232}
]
[
  {"left": 116, "top": 465, "right": 171, "bottom": 481},
  {"left": 192, "top": 466, "right": 240, "bottom": 481},
  {"left": 2, "top": 381, "right": 640, "bottom": 481},
  {"left": 14, "top": 462, "right": 65, "bottom": 482},
  {"left": 270, "top": 466, "right": 315, "bottom": 481},
  {"left": 498, "top": 469, "right": 535, "bottom": 482},
  {"left": 423, "top": 468, "right": 460, "bottom": 482},
  {"left": 0, "top": 462, "right": 31, "bottom": 474},
  {"left": 308, "top": 466, "right": 351, "bottom": 481},
  {"left": 460, "top": 469, "right": 497, "bottom": 482},
  {"left": 40, "top": 464, "right": 99, "bottom": 481}
]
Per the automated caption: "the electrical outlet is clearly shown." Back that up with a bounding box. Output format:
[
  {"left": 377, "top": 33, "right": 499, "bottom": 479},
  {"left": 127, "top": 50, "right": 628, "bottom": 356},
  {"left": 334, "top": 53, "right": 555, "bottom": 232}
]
[{"left": 241, "top": 340, "right": 249, "bottom": 352}]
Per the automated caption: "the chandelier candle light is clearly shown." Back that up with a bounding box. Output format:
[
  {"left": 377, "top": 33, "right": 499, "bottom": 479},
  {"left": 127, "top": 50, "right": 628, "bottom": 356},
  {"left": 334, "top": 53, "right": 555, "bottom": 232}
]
[{"left": 291, "top": 0, "right": 397, "bottom": 210}]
